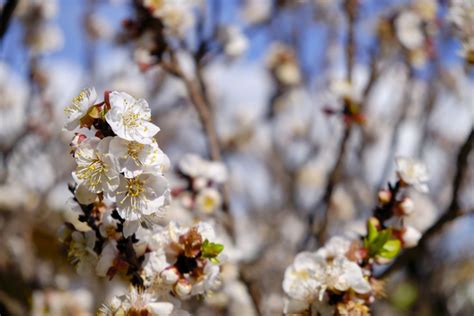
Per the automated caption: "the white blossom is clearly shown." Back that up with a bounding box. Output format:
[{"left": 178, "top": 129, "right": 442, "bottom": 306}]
[
  {"left": 73, "top": 137, "right": 120, "bottom": 198},
  {"left": 179, "top": 154, "right": 228, "bottom": 183},
  {"left": 105, "top": 91, "right": 160, "bottom": 144},
  {"left": 64, "top": 87, "right": 97, "bottom": 131},
  {"left": 395, "top": 11, "right": 425, "bottom": 50},
  {"left": 396, "top": 156, "right": 429, "bottom": 192},
  {"left": 195, "top": 187, "right": 222, "bottom": 214},
  {"left": 402, "top": 226, "right": 422, "bottom": 248},
  {"left": 116, "top": 173, "right": 169, "bottom": 232},
  {"left": 109, "top": 137, "right": 170, "bottom": 178}
]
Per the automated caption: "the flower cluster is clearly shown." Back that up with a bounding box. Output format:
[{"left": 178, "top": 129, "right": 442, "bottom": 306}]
[
  {"left": 173, "top": 154, "right": 228, "bottom": 216},
  {"left": 61, "top": 88, "right": 224, "bottom": 314},
  {"left": 282, "top": 156, "right": 430, "bottom": 315}
]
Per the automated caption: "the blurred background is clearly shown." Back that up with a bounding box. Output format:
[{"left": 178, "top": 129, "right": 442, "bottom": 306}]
[{"left": 0, "top": 0, "right": 473, "bottom": 315}]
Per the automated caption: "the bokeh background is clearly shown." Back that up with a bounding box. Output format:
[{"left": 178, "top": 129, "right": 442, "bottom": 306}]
[{"left": 0, "top": 0, "right": 473, "bottom": 315}]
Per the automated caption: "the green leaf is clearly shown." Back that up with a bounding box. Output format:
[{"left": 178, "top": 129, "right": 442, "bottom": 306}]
[
  {"left": 379, "top": 239, "right": 401, "bottom": 259},
  {"left": 367, "top": 218, "right": 379, "bottom": 243},
  {"left": 201, "top": 239, "right": 224, "bottom": 263},
  {"left": 367, "top": 228, "right": 391, "bottom": 257}
]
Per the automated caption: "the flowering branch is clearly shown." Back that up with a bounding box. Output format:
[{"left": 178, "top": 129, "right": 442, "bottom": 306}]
[{"left": 379, "top": 128, "right": 474, "bottom": 278}]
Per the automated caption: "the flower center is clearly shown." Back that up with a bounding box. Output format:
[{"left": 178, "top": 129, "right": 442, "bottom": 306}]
[
  {"left": 126, "top": 177, "right": 145, "bottom": 198},
  {"left": 122, "top": 111, "right": 140, "bottom": 128},
  {"left": 76, "top": 157, "right": 106, "bottom": 189},
  {"left": 127, "top": 142, "right": 144, "bottom": 162}
]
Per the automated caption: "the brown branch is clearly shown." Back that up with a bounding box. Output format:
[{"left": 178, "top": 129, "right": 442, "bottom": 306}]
[
  {"left": 379, "top": 128, "right": 474, "bottom": 278},
  {"left": 0, "top": 0, "right": 18, "bottom": 42},
  {"left": 301, "top": 0, "right": 359, "bottom": 249}
]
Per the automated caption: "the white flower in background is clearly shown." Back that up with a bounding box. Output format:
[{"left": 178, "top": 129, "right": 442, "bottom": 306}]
[
  {"left": 219, "top": 26, "right": 249, "bottom": 58},
  {"left": 73, "top": 137, "right": 120, "bottom": 198},
  {"left": 179, "top": 154, "right": 228, "bottom": 183},
  {"left": 109, "top": 137, "right": 170, "bottom": 178},
  {"left": 395, "top": 157, "right": 429, "bottom": 192},
  {"left": 0, "top": 63, "right": 28, "bottom": 148},
  {"left": 25, "top": 23, "right": 64, "bottom": 55},
  {"left": 401, "top": 226, "right": 422, "bottom": 248},
  {"left": 116, "top": 173, "right": 169, "bottom": 228},
  {"left": 448, "top": 0, "right": 474, "bottom": 63},
  {"left": 266, "top": 43, "right": 301, "bottom": 86},
  {"left": 67, "top": 231, "right": 98, "bottom": 275},
  {"left": 195, "top": 187, "right": 222, "bottom": 214},
  {"left": 64, "top": 87, "right": 97, "bottom": 130},
  {"left": 283, "top": 252, "right": 321, "bottom": 304},
  {"left": 144, "top": 0, "right": 195, "bottom": 36},
  {"left": 16, "top": 0, "right": 58, "bottom": 20},
  {"left": 106, "top": 91, "right": 160, "bottom": 144},
  {"left": 31, "top": 288, "right": 93, "bottom": 316},
  {"left": 241, "top": 0, "right": 272, "bottom": 24},
  {"left": 395, "top": 11, "right": 425, "bottom": 50}
]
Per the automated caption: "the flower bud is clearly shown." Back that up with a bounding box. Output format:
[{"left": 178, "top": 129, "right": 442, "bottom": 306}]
[
  {"left": 174, "top": 279, "right": 192, "bottom": 298},
  {"left": 397, "top": 197, "right": 414, "bottom": 216},
  {"left": 192, "top": 177, "right": 208, "bottom": 191},
  {"left": 161, "top": 267, "right": 180, "bottom": 285},
  {"left": 402, "top": 226, "right": 421, "bottom": 248},
  {"left": 378, "top": 190, "right": 392, "bottom": 205}
]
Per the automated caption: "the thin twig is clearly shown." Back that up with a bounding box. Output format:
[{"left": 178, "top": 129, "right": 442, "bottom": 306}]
[
  {"left": 378, "top": 128, "right": 474, "bottom": 278},
  {"left": 303, "top": 0, "right": 359, "bottom": 248}
]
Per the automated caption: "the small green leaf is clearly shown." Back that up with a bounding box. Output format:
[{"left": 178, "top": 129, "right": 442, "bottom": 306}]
[
  {"left": 201, "top": 239, "right": 224, "bottom": 263},
  {"left": 367, "top": 218, "right": 379, "bottom": 243},
  {"left": 379, "top": 239, "right": 401, "bottom": 259}
]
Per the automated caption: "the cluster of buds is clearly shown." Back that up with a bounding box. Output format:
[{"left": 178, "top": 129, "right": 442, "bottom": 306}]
[
  {"left": 142, "top": 222, "right": 224, "bottom": 300},
  {"left": 282, "top": 156, "right": 429, "bottom": 315},
  {"left": 60, "top": 88, "right": 224, "bottom": 314},
  {"left": 173, "top": 154, "right": 228, "bottom": 216}
]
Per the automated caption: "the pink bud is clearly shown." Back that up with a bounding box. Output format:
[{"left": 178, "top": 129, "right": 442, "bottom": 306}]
[
  {"left": 161, "top": 267, "right": 180, "bottom": 285},
  {"left": 174, "top": 279, "right": 192, "bottom": 298},
  {"left": 378, "top": 190, "right": 392, "bottom": 205},
  {"left": 397, "top": 197, "right": 414, "bottom": 216}
]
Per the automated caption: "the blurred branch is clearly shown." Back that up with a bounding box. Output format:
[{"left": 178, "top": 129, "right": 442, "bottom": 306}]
[
  {"left": 0, "top": 0, "right": 18, "bottom": 42},
  {"left": 379, "top": 128, "right": 474, "bottom": 278},
  {"left": 302, "top": 0, "right": 359, "bottom": 248}
]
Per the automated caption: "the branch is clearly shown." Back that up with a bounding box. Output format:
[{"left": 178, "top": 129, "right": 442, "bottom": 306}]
[
  {"left": 0, "top": 0, "right": 18, "bottom": 42},
  {"left": 379, "top": 128, "right": 474, "bottom": 278},
  {"left": 302, "top": 0, "right": 359, "bottom": 248}
]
